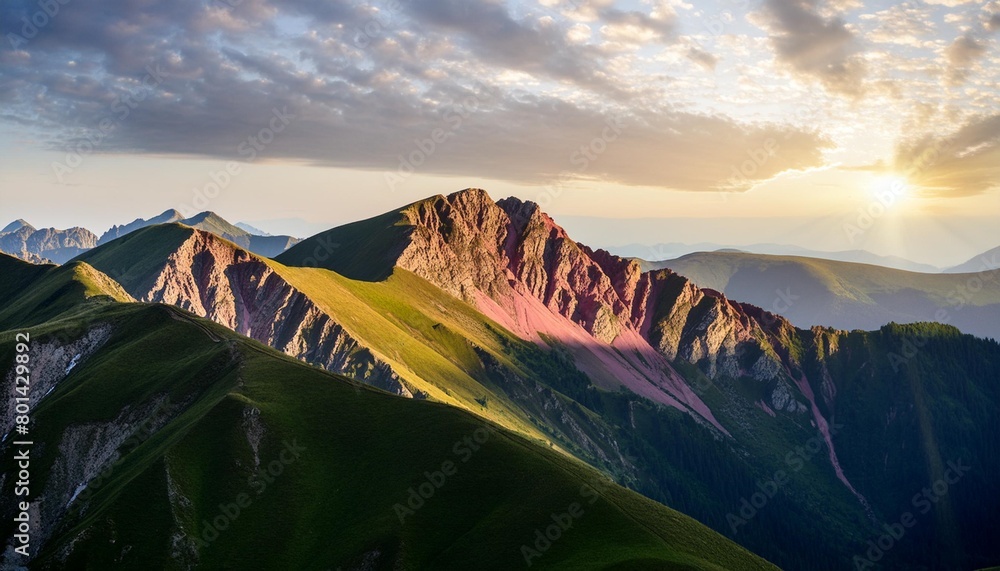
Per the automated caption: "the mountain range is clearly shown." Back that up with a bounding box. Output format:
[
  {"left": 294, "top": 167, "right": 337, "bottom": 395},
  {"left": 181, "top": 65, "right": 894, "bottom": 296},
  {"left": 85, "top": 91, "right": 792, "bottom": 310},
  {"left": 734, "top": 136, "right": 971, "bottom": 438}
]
[
  {"left": 945, "top": 245, "right": 1000, "bottom": 274},
  {"left": 613, "top": 242, "right": 945, "bottom": 273},
  {"left": 641, "top": 251, "right": 1000, "bottom": 340},
  {"left": 0, "top": 220, "right": 97, "bottom": 264},
  {"left": 2, "top": 188, "right": 998, "bottom": 570},
  {"left": 0, "top": 210, "right": 301, "bottom": 264}
]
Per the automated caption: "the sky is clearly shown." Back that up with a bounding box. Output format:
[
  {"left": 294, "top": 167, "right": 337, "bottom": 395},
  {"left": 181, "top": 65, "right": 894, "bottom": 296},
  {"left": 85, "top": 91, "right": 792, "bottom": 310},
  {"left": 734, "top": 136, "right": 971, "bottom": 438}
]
[{"left": 0, "top": 0, "right": 998, "bottom": 266}]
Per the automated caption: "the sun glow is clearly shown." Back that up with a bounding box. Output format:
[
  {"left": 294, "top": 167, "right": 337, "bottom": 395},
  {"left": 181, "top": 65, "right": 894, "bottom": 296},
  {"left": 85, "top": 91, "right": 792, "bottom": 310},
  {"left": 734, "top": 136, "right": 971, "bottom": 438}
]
[{"left": 870, "top": 174, "right": 912, "bottom": 200}]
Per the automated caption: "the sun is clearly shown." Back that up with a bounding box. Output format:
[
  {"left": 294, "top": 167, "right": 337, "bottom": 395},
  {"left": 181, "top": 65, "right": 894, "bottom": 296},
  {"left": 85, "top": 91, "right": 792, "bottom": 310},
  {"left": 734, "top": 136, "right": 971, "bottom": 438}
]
[{"left": 870, "top": 174, "right": 912, "bottom": 200}]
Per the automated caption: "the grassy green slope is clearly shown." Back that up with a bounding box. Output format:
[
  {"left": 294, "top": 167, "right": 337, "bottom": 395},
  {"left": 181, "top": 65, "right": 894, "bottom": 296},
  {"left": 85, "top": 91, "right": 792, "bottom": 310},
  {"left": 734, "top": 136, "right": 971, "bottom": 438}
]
[
  {"left": 0, "top": 256, "right": 133, "bottom": 329},
  {"left": 70, "top": 223, "right": 194, "bottom": 294},
  {"left": 275, "top": 261, "right": 879, "bottom": 570},
  {"left": 275, "top": 197, "right": 426, "bottom": 280},
  {"left": 273, "top": 264, "right": 544, "bottom": 432},
  {"left": 181, "top": 211, "right": 250, "bottom": 240},
  {"left": 0, "top": 253, "right": 51, "bottom": 304},
  {"left": 74, "top": 224, "right": 635, "bottom": 473},
  {"left": 0, "top": 270, "right": 775, "bottom": 570}
]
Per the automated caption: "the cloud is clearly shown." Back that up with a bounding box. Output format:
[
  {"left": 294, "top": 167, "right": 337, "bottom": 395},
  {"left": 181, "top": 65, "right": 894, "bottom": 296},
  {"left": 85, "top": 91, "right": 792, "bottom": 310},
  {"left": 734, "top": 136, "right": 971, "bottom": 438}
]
[
  {"left": 862, "top": 3, "right": 935, "bottom": 47},
  {"left": 945, "top": 33, "right": 988, "bottom": 84},
  {"left": 17, "top": 68, "right": 831, "bottom": 192},
  {"left": 401, "top": 0, "right": 615, "bottom": 91},
  {"left": 686, "top": 46, "right": 719, "bottom": 70},
  {"left": 597, "top": 5, "right": 676, "bottom": 44},
  {"left": 947, "top": 34, "right": 987, "bottom": 66},
  {"left": 0, "top": 0, "right": 837, "bottom": 194},
  {"left": 895, "top": 114, "right": 1000, "bottom": 196},
  {"left": 922, "top": 0, "right": 978, "bottom": 6},
  {"left": 754, "top": 0, "right": 866, "bottom": 96}
]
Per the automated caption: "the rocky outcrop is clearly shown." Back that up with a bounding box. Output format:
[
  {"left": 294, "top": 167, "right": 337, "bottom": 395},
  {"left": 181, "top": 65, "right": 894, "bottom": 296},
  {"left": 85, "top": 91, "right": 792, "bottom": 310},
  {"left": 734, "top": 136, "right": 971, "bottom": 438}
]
[
  {"left": 646, "top": 271, "right": 785, "bottom": 381},
  {"left": 394, "top": 191, "right": 648, "bottom": 344},
  {"left": 389, "top": 190, "right": 798, "bottom": 396},
  {"left": 1, "top": 219, "right": 32, "bottom": 234},
  {"left": 388, "top": 190, "right": 794, "bottom": 382},
  {"left": 1, "top": 325, "right": 113, "bottom": 443},
  {"left": 382, "top": 190, "right": 736, "bottom": 431},
  {"left": 278, "top": 188, "right": 805, "bottom": 409},
  {"left": 0, "top": 324, "right": 116, "bottom": 562},
  {"left": 120, "top": 230, "right": 412, "bottom": 397}
]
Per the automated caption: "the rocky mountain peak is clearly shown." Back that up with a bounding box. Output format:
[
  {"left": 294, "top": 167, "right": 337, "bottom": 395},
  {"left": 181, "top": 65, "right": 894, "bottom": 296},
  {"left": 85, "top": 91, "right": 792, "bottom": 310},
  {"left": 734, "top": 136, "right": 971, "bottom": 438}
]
[
  {"left": 364, "top": 189, "right": 787, "bottom": 358},
  {"left": 1, "top": 219, "right": 33, "bottom": 234},
  {"left": 281, "top": 189, "right": 805, "bottom": 400}
]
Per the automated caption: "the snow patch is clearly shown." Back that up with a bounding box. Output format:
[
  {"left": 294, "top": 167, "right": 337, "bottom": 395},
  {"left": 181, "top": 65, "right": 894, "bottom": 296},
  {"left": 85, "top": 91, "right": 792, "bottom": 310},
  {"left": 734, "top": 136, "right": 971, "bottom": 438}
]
[
  {"left": 1, "top": 325, "right": 112, "bottom": 448},
  {"left": 65, "top": 354, "right": 81, "bottom": 374},
  {"left": 66, "top": 484, "right": 87, "bottom": 507}
]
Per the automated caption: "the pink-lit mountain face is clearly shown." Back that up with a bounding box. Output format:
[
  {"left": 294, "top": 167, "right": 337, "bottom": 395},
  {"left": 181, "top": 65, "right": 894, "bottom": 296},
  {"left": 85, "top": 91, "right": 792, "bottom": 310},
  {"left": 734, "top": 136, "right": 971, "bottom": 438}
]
[{"left": 286, "top": 189, "right": 807, "bottom": 427}]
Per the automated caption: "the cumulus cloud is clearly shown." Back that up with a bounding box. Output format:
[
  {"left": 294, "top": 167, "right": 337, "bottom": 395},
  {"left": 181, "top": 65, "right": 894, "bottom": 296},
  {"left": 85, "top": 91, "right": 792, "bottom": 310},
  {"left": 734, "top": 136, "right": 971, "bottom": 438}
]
[
  {"left": 754, "top": 0, "right": 866, "bottom": 96},
  {"left": 988, "top": 13, "right": 1000, "bottom": 32},
  {"left": 947, "top": 34, "right": 987, "bottom": 66},
  {"left": 400, "top": 0, "right": 613, "bottom": 90},
  {"left": 597, "top": 5, "right": 676, "bottom": 44},
  {"left": 945, "top": 33, "right": 988, "bottom": 84},
  {"left": 686, "top": 46, "right": 719, "bottom": 70},
  {"left": 895, "top": 114, "right": 1000, "bottom": 196},
  {"left": 862, "top": 3, "right": 935, "bottom": 47},
  {"left": 923, "top": 0, "right": 978, "bottom": 6}
]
